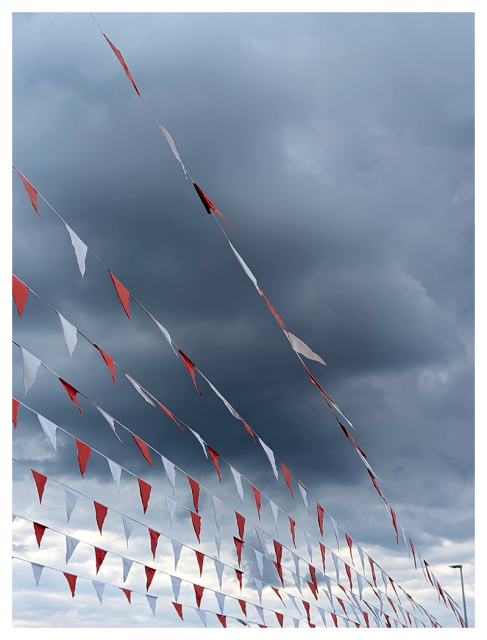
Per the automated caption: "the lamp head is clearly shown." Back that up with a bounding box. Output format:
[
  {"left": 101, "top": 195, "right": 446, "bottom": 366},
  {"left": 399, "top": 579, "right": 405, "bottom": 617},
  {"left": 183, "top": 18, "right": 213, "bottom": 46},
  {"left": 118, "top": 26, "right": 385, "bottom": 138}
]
[{"left": 450, "top": 565, "right": 462, "bottom": 569}]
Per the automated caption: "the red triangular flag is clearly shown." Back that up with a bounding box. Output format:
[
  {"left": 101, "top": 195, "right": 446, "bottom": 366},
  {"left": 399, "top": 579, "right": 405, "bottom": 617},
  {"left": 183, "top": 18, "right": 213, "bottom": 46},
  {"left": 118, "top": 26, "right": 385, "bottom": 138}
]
[
  {"left": 345, "top": 533, "right": 355, "bottom": 565},
  {"left": 423, "top": 560, "right": 434, "bottom": 587},
  {"left": 238, "top": 599, "right": 247, "bottom": 617},
  {"left": 33, "top": 522, "right": 47, "bottom": 547},
  {"left": 308, "top": 623, "right": 316, "bottom": 628},
  {"left": 31, "top": 469, "right": 47, "bottom": 504},
  {"left": 389, "top": 507, "right": 399, "bottom": 543},
  {"left": 409, "top": 537, "right": 417, "bottom": 568},
  {"left": 289, "top": 516, "right": 296, "bottom": 548},
  {"left": 273, "top": 540, "right": 283, "bottom": 565},
  {"left": 259, "top": 289, "right": 288, "bottom": 334},
  {"left": 178, "top": 349, "right": 203, "bottom": 396},
  {"left": 332, "top": 613, "right": 339, "bottom": 628},
  {"left": 95, "top": 547, "right": 107, "bottom": 574},
  {"left": 192, "top": 183, "right": 232, "bottom": 229},
  {"left": 94, "top": 344, "right": 116, "bottom": 384},
  {"left": 103, "top": 34, "right": 141, "bottom": 97},
  {"left": 109, "top": 271, "right": 131, "bottom": 321},
  {"left": 121, "top": 588, "right": 132, "bottom": 603},
  {"left": 13, "top": 165, "right": 40, "bottom": 215},
  {"left": 190, "top": 510, "right": 201, "bottom": 543},
  {"left": 316, "top": 502, "right": 325, "bottom": 537},
  {"left": 149, "top": 528, "right": 160, "bottom": 560},
  {"left": 145, "top": 565, "right": 156, "bottom": 591},
  {"left": 302, "top": 600, "right": 311, "bottom": 624},
  {"left": 387, "top": 596, "right": 398, "bottom": 616},
  {"left": 271, "top": 587, "right": 284, "bottom": 604},
  {"left": 251, "top": 484, "right": 261, "bottom": 519},
  {"left": 235, "top": 512, "right": 245, "bottom": 540},
  {"left": 12, "top": 275, "right": 29, "bottom": 318},
  {"left": 234, "top": 537, "right": 244, "bottom": 567},
  {"left": 187, "top": 476, "right": 200, "bottom": 512},
  {"left": 275, "top": 612, "right": 284, "bottom": 628},
  {"left": 280, "top": 461, "right": 293, "bottom": 497},
  {"left": 138, "top": 478, "right": 152, "bottom": 514},
  {"left": 194, "top": 584, "right": 204, "bottom": 608},
  {"left": 64, "top": 572, "right": 77, "bottom": 597},
  {"left": 319, "top": 543, "right": 326, "bottom": 573},
  {"left": 157, "top": 401, "right": 186, "bottom": 432},
  {"left": 369, "top": 557, "right": 377, "bottom": 587},
  {"left": 59, "top": 378, "right": 83, "bottom": 415},
  {"left": 207, "top": 446, "right": 222, "bottom": 482},
  {"left": 132, "top": 434, "right": 153, "bottom": 466},
  {"left": 172, "top": 601, "right": 184, "bottom": 620},
  {"left": 75, "top": 439, "right": 92, "bottom": 477},
  {"left": 384, "top": 614, "right": 391, "bottom": 628},
  {"left": 242, "top": 420, "right": 259, "bottom": 448},
  {"left": 216, "top": 614, "right": 227, "bottom": 628},
  {"left": 337, "top": 597, "right": 347, "bottom": 616},
  {"left": 273, "top": 561, "right": 284, "bottom": 587},
  {"left": 307, "top": 580, "right": 318, "bottom": 600},
  {"left": 339, "top": 421, "right": 368, "bottom": 458},
  {"left": 345, "top": 563, "right": 353, "bottom": 590},
  {"left": 309, "top": 563, "right": 317, "bottom": 588},
  {"left": 388, "top": 576, "right": 399, "bottom": 599},
  {"left": 195, "top": 550, "right": 205, "bottom": 577},
  {"left": 235, "top": 569, "right": 243, "bottom": 590},
  {"left": 258, "top": 625, "right": 267, "bottom": 629},
  {"left": 302, "top": 361, "right": 327, "bottom": 395},
  {"left": 367, "top": 469, "right": 388, "bottom": 505},
  {"left": 12, "top": 398, "right": 20, "bottom": 428},
  {"left": 94, "top": 502, "right": 108, "bottom": 534}
]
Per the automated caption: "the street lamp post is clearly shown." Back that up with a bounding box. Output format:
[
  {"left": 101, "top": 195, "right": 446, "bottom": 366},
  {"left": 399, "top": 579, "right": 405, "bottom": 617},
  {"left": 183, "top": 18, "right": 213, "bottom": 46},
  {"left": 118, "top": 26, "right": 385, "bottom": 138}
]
[{"left": 450, "top": 564, "right": 468, "bottom": 627}]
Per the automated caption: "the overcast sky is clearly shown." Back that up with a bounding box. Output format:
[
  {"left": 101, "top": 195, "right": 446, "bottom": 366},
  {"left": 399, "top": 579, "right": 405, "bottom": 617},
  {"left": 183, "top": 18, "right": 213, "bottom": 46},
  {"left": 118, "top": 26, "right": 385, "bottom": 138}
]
[{"left": 11, "top": 11, "right": 474, "bottom": 630}]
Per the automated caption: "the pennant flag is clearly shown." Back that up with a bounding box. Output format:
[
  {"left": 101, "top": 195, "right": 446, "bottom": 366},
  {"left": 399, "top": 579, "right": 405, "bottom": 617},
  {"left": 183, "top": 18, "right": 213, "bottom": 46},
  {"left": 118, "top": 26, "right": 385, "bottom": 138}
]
[
  {"left": 12, "top": 275, "right": 29, "bottom": 319},
  {"left": 228, "top": 241, "right": 260, "bottom": 291},
  {"left": 271, "top": 587, "right": 284, "bottom": 605},
  {"left": 293, "top": 619, "right": 300, "bottom": 628},
  {"left": 255, "top": 526, "right": 268, "bottom": 558},
  {"left": 124, "top": 373, "right": 155, "bottom": 405},
  {"left": 214, "top": 524, "right": 223, "bottom": 557},
  {"left": 216, "top": 614, "right": 227, "bottom": 628},
  {"left": 242, "top": 419, "right": 259, "bottom": 447},
  {"left": 317, "top": 502, "right": 325, "bottom": 537},
  {"left": 172, "top": 601, "right": 184, "bottom": 621},
  {"left": 36, "top": 414, "right": 59, "bottom": 451},
  {"left": 132, "top": 434, "right": 153, "bottom": 466},
  {"left": 389, "top": 507, "right": 399, "bottom": 543},
  {"left": 171, "top": 539, "right": 183, "bottom": 571},
  {"left": 64, "top": 572, "right": 77, "bottom": 597},
  {"left": 330, "top": 515, "right": 340, "bottom": 550},
  {"left": 192, "top": 550, "right": 204, "bottom": 577},
  {"left": 409, "top": 538, "right": 417, "bottom": 568},
  {"left": 307, "top": 580, "right": 318, "bottom": 600},
  {"left": 235, "top": 569, "right": 244, "bottom": 590},
  {"left": 345, "top": 533, "right": 355, "bottom": 565},
  {"left": 12, "top": 398, "right": 19, "bottom": 428},
  {"left": 369, "top": 557, "right": 377, "bottom": 587},
  {"left": 162, "top": 456, "right": 176, "bottom": 493},
  {"left": 259, "top": 289, "right": 288, "bottom": 334},
  {"left": 178, "top": 349, "right": 203, "bottom": 395},
  {"left": 122, "top": 515, "right": 135, "bottom": 547},
  {"left": 156, "top": 123, "right": 188, "bottom": 177},
  {"left": 107, "top": 459, "right": 122, "bottom": 493},
  {"left": 288, "top": 592, "right": 301, "bottom": 614},
  {"left": 319, "top": 543, "right": 326, "bottom": 573},
  {"left": 193, "top": 183, "right": 231, "bottom": 228},
  {"left": 332, "top": 613, "right": 339, "bottom": 628},
  {"left": 254, "top": 549, "right": 264, "bottom": 578},
  {"left": 145, "top": 566, "right": 156, "bottom": 591},
  {"left": 31, "top": 562, "right": 44, "bottom": 586},
  {"left": 122, "top": 557, "right": 133, "bottom": 582},
  {"left": 148, "top": 528, "right": 160, "bottom": 560},
  {"left": 309, "top": 563, "right": 318, "bottom": 589},
  {"left": 188, "top": 428, "right": 207, "bottom": 457},
  {"left": 194, "top": 584, "right": 204, "bottom": 608},
  {"left": 93, "top": 580, "right": 105, "bottom": 605},
  {"left": 332, "top": 552, "right": 340, "bottom": 582},
  {"left": 94, "top": 502, "right": 108, "bottom": 534},
  {"left": 31, "top": 470, "right": 47, "bottom": 504},
  {"left": 235, "top": 512, "right": 245, "bottom": 540},
  {"left": 279, "top": 461, "right": 294, "bottom": 497},
  {"left": 166, "top": 496, "right": 177, "bottom": 530},
  {"left": 64, "top": 487, "right": 79, "bottom": 522},
  {"left": 357, "top": 544, "right": 366, "bottom": 574},
  {"left": 92, "top": 344, "right": 116, "bottom": 383},
  {"left": 274, "top": 561, "right": 285, "bottom": 587},
  {"left": 171, "top": 575, "right": 182, "bottom": 602},
  {"left": 288, "top": 517, "right": 297, "bottom": 548},
  {"left": 230, "top": 467, "right": 244, "bottom": 504},
  {"left": 65, "top": 223, "right": 88, "bottom": 277},
  {"left": 207, "top": 446, "right": 222, "bottom": 481},
  {"left": 288, "top": 332, "right": 327, "bottom": 365},
  {"left": 138, "top": 478, "right": 152, "bottom": 513},
  {"left": 255, "top": 605, "right": 266, "bottom": 624},
  {"left": 215, "top": 592, "right": 225, "bottom": 615},
  {"left": 297, "top": 480, "right": 309, "bottom": 511},
  {"left": 367, "top": 469, "right": 388, "bottom": 505},
  {"left": 187, "top": 476, "right": 200, "bottom": 512},
  {"left": 146, "top": 595, "right": 157, "bottom": 616},
  {"left": 234, "top": 537, "right": 245, "bottom": 567},
  {"left": 238, "top": 599, "right": 247, "bottom": 617},
  {"left": 345, "top": 563, "right": 353, "bottom": 590},
  {"left": 59, "top": 378, "right": 83, "bottom": 415},
  {"left": 190, "top": 510, "right": 202, "bottom": 543},
  {"left": 109, "top": 271, "right": 131, "bottom": 321},
  {"left": 96, "top": 406, "right": 122, "bottom": 442},
  {"left": 214, "top": 558, "right": 225, "bottom": 588},
  {"left": 103, "top": 34, "right": 141, "bottom": 97},
  {"left": 66, "top": 536, "right": 79, "bottom": 564},
  {"left": 121, "top": 588, "right": 132, "bottom": 603},
  {"left": 75, "top": 439, "right": 91, "bottom": 478},
  {"left": 13, "top": 165, "right": 39, "bottom": 215},
  {"left": 304, "top": 530, "right": 313, "bottom": 561},
  {"left": 270, "top": 500, "right": 279, "bottom": 533},
  {"left": 251, "top": 485, "right": 261, "bottom": 519},
  {"left": 21, "top": 347, "right": 41, "bottom": 396},
  {"left": 95, "top": 547, "right": 107, "bottom": 574},
  {"left": 302, "top": 600, "right": 311, "bottom": 624},
  {"left": 273, "top": 540, "right": 283, "bottom": 565},
  {"left": 58, "top": 314, "right": 78, "bottom": 358},
  {"left": 275, "top": 612, "right": 284, "bottom": 628},
  {"left": 258, "top": 438, "right": 279, "bottom": 479},
  {"left": 253, "top": 578, "right": 263, "bottom": 603},
  {"left": 33, "top": 522, "right": 47, "bottom": 547},
  {"left": 196, "top": 609, "right": 207, "bottom": 627}
]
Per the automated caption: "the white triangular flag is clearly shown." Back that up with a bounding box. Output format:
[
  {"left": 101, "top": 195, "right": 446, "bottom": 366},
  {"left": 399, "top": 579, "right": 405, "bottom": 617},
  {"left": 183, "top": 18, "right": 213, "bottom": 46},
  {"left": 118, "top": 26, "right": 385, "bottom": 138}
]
[
  {"left": 96, "top": 406, "right": 122, "bottom": 442},
  {"left": 291, "top": 571, "right": 302, "bottom": 595},
  {"left": 21, "top": 347, "right": 42, "bottom": 396},
  {"left": 37, "top": 414, "right": 58, "bottom": 451},
  {"left": 357, "top": 544, "right": 366, "bottom": 574},
  {"left": 214, "top": 559, "right": 225, "bottom": 588},
  {"left": 196, "top": 609, "right": 207, "bottom": 627},
  {"left": 64, "top": 487, "right": 79, "bottom": 522},
  {"left": 31, "top": 562, "right": 43, "bottom": 586},
  {"left": 156, "top": 123, "right": 188, "bottom": 178},
  {"left": 124, "top": 373, "right": 156, "bottom": 405},
  {"left": 322, "top": 583, "right": 334, "bottom": 609},
  {"left": 215, "top": 592, "right": 225, "bottom": 615},
  {"left": 58, "top": 313, "right": 78, "bottom": 357},
  {"left": 107, "top": 459, "right": 122, "bottom": 493},
  {"left": 189, "top": 428, "right": 207, "bottom": 458},
  {"left": 228, "top": 241, "right": 260, "bottom": 292},
  {"left": 214, "top": 524, "right": 223, "bottom": 557},
  {"left": 92, "top": 580, "right": 105, "bottom": 604},
  {"left": 65, "top": 223, "right": 88, "bottom": 277},
  {"left": 269, "top": 500, "right": 279, "bottom": 533},
  {"left": 297, "top": 480, "right": 309, "bottom": 512},
  {"left": 197, "top": 371, "right": 241, "bottom": 419},
  {"left": 350, "top": 591, "right": 361, "bottom": 611},
  {"left": 122, "top": 557, "right": 133, "bottom": 582},
  {"left": 230, "top": 467, "right": 244, "bottom": 504},
  {"left": 165, "top": 495, "right": 177, "bottom": 530},
  {"left": 332, "top": 552, "right": 340, "bottom": 582},
  {"left": 162, "top": 456, "right": 176, "bottom": 493},
  {"left": 258, "top": 438, "right": 278, "bottom": 479},
  {"left": 292, "top": 552, "right": 300, "bottom": 583},
  {"left": 329, "top": 515, "right": 340, "bottom": 550},
  {"left": 148, "top": 312, "right": 179, "bottom": 356},
  {"left": 254, "top": 526, "right": 269, "bottom": 558},
  {"left": 293, "top": 618, "right": 300, "bottom": 628},
  {"left": 318, "top": 607, "right": 327, "bottom": 626},
  {"left": 255, "top": 605, "right": 265, "bottom": 624},
  {"left": 400, "top": 523, "right": 410, "bottom": 557},
  {"left": 254, "top": 549, "right": 264, "bottom": 578},
  {"left": 380, "top": 568, "right": 388, "bottom": 593},
  {"left": 357, "top": 574, "right": 364, "bottom": 600},
  {"left": 146, "top": 595, "right": 157, "bottom": 616},
  {"left": 344, "top": 618, "right": 350, "bottom": 628},
  {"left": 304, "top": 530, "right": 313, "bottom": 561},
  {"left": 171, "top": 575, "right": 182, "bottom": 602},
  {"left": 211, "top": 494, "right": 223, "bottom": 530},
  {"left": 253, "top": 578, "right": 263, "bottom": 604},
  {"left": 288, "top": 332, "right": 326, "bottom": 365},
  {"left": 172, "top": 539, "right": 183, "bottom": 570},
  {"left": 65, "top": 536, "right": 79, "bottom": 564},
  {"left": 122, "top": 515, "right": 135, "bottom": 547},
  {"left": 288, "top": 593, "right": 302, "bottom": 614},
  {"left": 12, "top": 514, "right": 17, "bottom": 522}
]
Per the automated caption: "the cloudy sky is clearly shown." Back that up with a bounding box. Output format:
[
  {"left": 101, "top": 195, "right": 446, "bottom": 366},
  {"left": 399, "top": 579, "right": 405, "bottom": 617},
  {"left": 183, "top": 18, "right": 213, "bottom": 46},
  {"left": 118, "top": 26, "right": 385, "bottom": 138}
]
[{"left": 11, "top": 10, "right": 474, "bottom": 630}]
